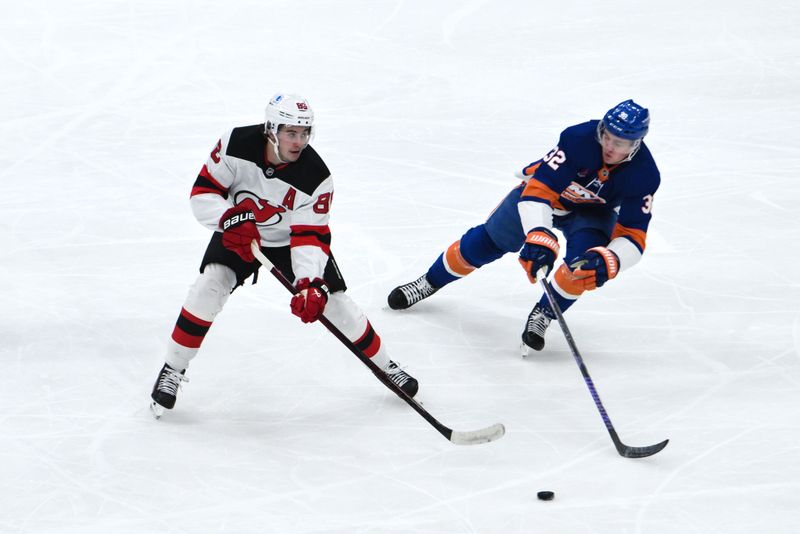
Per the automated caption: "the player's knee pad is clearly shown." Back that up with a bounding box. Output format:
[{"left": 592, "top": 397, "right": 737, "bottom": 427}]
[
  {"left": 185, "top": 263, "right": 237, "bottom": 321},
  {"left": 431, "top": 226, "right": 505, "bottom": 285},
  {"left": 324, "top": 292, "right": 367, "bottom": 340},
  {"left": 460, "top": 225, "right": 506, "bottom": 267}
]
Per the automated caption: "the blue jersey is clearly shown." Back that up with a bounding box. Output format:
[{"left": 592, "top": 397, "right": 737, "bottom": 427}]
[{"left": 519, "top": 120, "right": 660, "bottom": 253}]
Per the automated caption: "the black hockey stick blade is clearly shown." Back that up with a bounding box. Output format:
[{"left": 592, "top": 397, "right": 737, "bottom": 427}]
[
  {"left": 250, "top": 241, "right": 505, "bottom": 446},
  {"left": 616, "top": 438, "right": 670, "bottom": 458},
  {"left": 538, "top": 270, "right": 668, "bottom": 458}
]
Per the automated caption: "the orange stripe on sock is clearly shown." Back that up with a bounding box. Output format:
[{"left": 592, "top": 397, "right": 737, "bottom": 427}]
[{"left": 444, "top": 240, "right": 476, "bottom": 277}]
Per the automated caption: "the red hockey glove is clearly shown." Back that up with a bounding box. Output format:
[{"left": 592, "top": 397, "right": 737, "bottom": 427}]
[
  {"left": 219, "top": 205, "right": 260, "bottom": 262},
  {"left": 290, "top": 278, "right": 329, "bottom": 323},
  {"left": 518, "top": 227, "right": 560, "bottom": 283},
  {"left": 564, "top": 246, "right": 620, "bottom": 291}
]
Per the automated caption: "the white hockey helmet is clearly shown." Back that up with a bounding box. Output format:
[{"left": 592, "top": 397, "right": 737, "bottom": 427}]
[{"left": 264, "top": 93, "right": 314, "bottom": 139}]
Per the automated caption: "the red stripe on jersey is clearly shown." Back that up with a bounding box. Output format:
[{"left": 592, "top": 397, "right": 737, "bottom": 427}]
[
  {"left": 291, "top": 224, "right": 331, "bottom": 235},
  {"left": 191, "top": 186, "right": 225, "bottom": 196},
  {"left": 290, "top": 225, "right": 331, "bottom": 254},
  {"left": 190, "top": 165, "right": 228, "bottom": 198},
  {"left": 290, "top": 235, "right": 331, "bottom": 254}
]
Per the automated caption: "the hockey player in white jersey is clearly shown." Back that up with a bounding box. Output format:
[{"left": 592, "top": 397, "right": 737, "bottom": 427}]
[{"left": 150, "top": 93, "right": 418, "bottom": 417}]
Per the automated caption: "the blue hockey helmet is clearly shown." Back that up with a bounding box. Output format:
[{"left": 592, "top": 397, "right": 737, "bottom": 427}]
[{"left": 602, "top": 99, "right": 649, "bottom": 141}]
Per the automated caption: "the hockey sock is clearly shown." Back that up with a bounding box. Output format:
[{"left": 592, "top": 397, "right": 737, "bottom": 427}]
[
  {"left": 325, "top": 292, "right": 390, "bottom": 369},
  {"left": 426, "top": 225, "right": 505, "bottom": 287},
  {"left": 539, "top": 262, "right": 585, "bottom": 315},
  {"left": 164, "top": 263, "right": 236, "bottom": 370},
  {"left": 353, "top": 321, "right": 390, "bottom": 369}
]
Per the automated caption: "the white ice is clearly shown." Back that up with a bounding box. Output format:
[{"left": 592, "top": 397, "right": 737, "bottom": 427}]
[{"left": 2, "top": 1, "right": 799, "bottom": 532}]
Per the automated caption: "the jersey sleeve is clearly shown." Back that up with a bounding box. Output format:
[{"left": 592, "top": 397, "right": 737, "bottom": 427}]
[
  {"left": 516, "top": 131, "right": 579, "bottom": 233},
  {"left": 289, "top": 175, "right": 333, "bottom": 283},
  {"left": 607, "top": 170, "right": 660, "bottom": 271},
  {"left": 189, "top": 131, "right": 237, "bottom": 230}
]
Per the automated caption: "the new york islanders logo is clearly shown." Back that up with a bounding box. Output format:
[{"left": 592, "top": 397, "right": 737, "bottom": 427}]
[
  {"left": 560, "top": 180, "right": 607, "bottom": 205},
  {"left": 234, "top": 191, "right": 287, "bottom": 226}
]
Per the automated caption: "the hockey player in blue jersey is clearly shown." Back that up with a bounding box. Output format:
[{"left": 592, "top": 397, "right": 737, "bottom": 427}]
[{"left": 387, "top": 99, "right": 660, "bottom": 352}]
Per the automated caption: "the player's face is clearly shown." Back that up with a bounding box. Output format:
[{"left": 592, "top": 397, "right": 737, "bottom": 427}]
[
  {"left": 600, "top": 131, "right": 636, "bottom": 165},
  {"left": 277, "top": 125, "right": 311, "bottom": 162}
]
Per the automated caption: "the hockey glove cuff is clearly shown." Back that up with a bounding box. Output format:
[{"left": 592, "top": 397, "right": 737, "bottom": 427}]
[
  {"left": 566, "top": 246, "right": 620, "bottom": 291},
  {"left": 518, "top": 227, "right": 560, "bottom": 283},
  {"left": 219, "top": 205, "right": 260, "bottom": 262}
]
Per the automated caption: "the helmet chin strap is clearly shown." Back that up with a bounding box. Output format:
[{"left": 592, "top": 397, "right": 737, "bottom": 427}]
[
  {"left": 620, "top": 139, "right": 642, "bottom": 163},
  {"left": 267, "top": 134, "right": 287, "bottom": 165}
]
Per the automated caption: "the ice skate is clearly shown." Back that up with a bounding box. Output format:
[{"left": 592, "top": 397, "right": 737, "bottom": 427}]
[
  {"left": 385, "top": 360, "right": 419, "bottom": 397},
  {"left": 388, "top": 274, "right": 438, "bottom": 310},
  {"left": 521, "top": 303, "right": 553, "bottom": 355},
  {"left": 150, "top": 363, "right": 188, "bottom": 418}
]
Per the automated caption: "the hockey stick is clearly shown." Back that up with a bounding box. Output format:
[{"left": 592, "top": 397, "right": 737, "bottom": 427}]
[
  {"left": 538, "top": 271, "right": 668, "bottom": 458},
  {"left": 250, "top": 241, "right": 505, "bottom": 446}
]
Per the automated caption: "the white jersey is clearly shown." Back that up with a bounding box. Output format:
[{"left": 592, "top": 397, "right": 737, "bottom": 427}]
[{"left": 190, "top": 124, "right": 333, "bottom": 282}]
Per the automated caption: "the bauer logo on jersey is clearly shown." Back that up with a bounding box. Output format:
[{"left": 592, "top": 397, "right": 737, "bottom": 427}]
[
  {"left": 560, "top": 181, "right": 607, "bottom": 205},
  {"left": 234, "top": 191, "right": 287, "bottom": 226}
]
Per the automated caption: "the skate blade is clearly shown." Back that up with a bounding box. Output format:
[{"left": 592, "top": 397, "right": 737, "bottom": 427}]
[
  {"left": 520, "top": 342, "right": 532, "bottom": 358},
  {"left": 150, "top": 401, "right": 165, "bottom": 419}
]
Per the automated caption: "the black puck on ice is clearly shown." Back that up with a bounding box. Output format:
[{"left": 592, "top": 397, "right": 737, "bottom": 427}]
[{"left": 537, "top": 491, "right": 555, "bottom": 501}]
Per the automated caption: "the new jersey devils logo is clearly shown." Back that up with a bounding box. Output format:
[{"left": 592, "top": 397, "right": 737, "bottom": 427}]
[{"left": 234, "top": 191, "right": 287, "bottom": 226}]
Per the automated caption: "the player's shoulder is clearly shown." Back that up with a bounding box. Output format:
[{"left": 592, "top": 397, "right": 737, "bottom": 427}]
[
  {"left": 276, "top": 144, "right": 331, "bottom": 196},
  {"left": 220, "top": 124, "right": 266, "bottom": 163},
  {"left": 561, "top": 120, "right": 599, "bottom": 140},
  {"left": 555, "top": 120, "right": 600, "bottom": 160},
  {"left": 296, "top": 144, "right": 330, "bottom": 179},
  {"left": 558, "top": 120, "right": 598, "bottom": 150},
  {"left": 625, "top": 143, "right": 661, "bottom": 192}
]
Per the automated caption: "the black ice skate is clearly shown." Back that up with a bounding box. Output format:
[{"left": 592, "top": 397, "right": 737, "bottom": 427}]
[
  {"left": 388, "top": 274, "right": 438, "bottom": 310},
  {"left": 521, "top": 303, "right": 554, "bottom": 353},
  {"left": 385, "top": 360, "right": 419, "bottom": 397},
  {"left": 150, "top": 363, "right": 188, "bottom": 418}
]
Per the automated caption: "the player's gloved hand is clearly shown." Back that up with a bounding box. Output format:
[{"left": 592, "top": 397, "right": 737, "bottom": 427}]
[
  {"left": 290, "top": 278, "right": 329, "bottom": 323},
  {"left": 563, "top": 246, "right": 620, "bottom": 291},
  {"left": 518, "top": 227, "right": 560, "bottom": 283},
  {"left": 219, "top": 205, "right": 260, "bottom": 262}
]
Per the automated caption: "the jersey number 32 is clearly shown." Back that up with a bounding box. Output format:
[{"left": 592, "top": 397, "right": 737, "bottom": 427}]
[{"left": 543, "top": 146, "right": 567, "bottom": 171}]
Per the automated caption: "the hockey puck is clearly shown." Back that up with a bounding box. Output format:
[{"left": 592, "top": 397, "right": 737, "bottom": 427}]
[{"left": 537, "top": 491, "right": 555, "bottom": 501}]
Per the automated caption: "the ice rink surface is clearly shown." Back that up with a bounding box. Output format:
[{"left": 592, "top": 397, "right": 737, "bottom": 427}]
[{"left": 2, "top": 1, "right": 799, "bottom": 532}]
